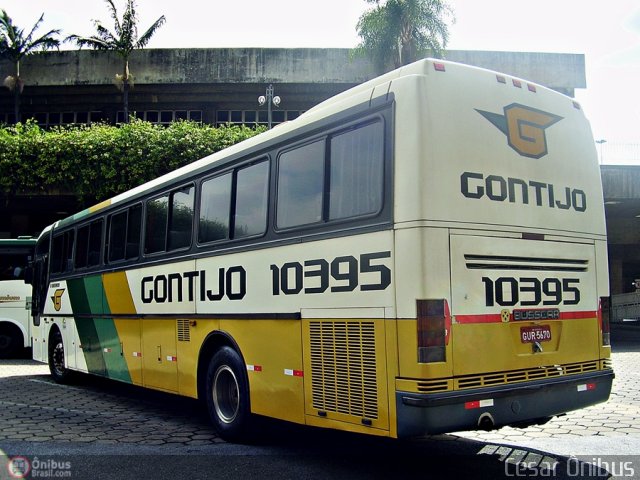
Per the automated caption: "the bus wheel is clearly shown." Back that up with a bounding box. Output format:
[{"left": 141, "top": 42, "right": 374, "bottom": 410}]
[
  {"left": 48, "top": 328, "right": 73, "bottom": 384},
  {"left": 0, "top": 323, "right": 22, "bottom": 358},
  {"left": 205, "top": 346, "right": 252, "bottom": 442}
]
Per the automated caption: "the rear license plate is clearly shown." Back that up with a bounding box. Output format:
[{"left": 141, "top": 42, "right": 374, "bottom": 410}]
[{"left": 520, "top": 325, "right": 552, "bottom": 343}]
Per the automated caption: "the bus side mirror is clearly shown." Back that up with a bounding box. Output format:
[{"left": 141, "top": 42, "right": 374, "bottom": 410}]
[{"left": 23, "top": 265, "right": 33, "bottom": 285}]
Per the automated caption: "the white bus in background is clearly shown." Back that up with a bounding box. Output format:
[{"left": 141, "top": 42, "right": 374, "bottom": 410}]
[{"left": 0, "top": 238, "right": 36, "bottom": 358}]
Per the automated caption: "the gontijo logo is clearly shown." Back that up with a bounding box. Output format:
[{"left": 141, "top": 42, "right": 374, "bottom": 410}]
[
  {"left": 476, "top": 103, "right": 563, "bottom": 159},
  {"left": 51, "top": 288, "right": 65, "bottom": 312}
]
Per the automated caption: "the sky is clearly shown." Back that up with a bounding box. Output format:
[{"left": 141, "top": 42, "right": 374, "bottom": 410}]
[{"left": 2, "top": 0, "right": 640, "bottom": 164}]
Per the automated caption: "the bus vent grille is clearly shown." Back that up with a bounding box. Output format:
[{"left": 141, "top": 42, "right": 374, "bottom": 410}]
[
  {"left": 456, "top": 361, "right": 600, "bottom": 389},
  {"left": 309, "top": 320, "right": 378, "bottom": 420},
  {"left": 416, "top": 379, "right": 449, "bottom": 393},
  {"left": 177, "top": 319, "right": 190, "bottom": 342},
  {"left": 464, "top": 254, "right": 588, "bottom": 273},
  {"left": 601, "top": 359, "right": 613, "bottom": 370}
]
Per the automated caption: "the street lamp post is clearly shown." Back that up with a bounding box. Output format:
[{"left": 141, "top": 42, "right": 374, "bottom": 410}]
[{"left": 258, "top": 84, "right": 281, "bottom": 129}]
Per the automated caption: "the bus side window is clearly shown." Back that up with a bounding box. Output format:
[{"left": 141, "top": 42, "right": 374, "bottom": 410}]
[
  {"left": 145, "top": 195, "right": 169, "bottom": 254},
  {"left": 167, "top": 185, "right": 195, "bottom": 251},
  {"left": 233, "top": 161, "right": 269, "bottom": 239},
  {"left": 75, "top": 219, "right": 103, "bottom": 269},
  {"left": 199, "top": 173, "right": 232, "bottom": 244},
  {"left": 108, "top": 204, "right": 142, "bottom": 262},
  {"left": 329, "top": 122, "right": 384, "bottom": 220},
  {"left": 108, "top": 211, "right": 127, "bottom": 262},
  {"left": 51, "top": 230, "right": 75, "bottom": 275},
  {"left": 277, "top": 140, "right": 325, "bottom": 229},
  {"left": 126, "top": 204, "right": 142, "bottom": 259}
]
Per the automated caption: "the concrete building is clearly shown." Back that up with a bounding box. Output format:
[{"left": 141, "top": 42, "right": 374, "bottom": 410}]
[
  {"left": 4, "top": 48, "right": 640, "bottom": 300},
  {"left": 0, "top": 48, "right": 585, "bottom": 127}
]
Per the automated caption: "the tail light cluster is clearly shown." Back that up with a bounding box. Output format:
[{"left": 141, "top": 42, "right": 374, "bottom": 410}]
[
  {"left": 599, "top": 296, "right": 611, "bottom": 346},
  {"left": 417, "top": 299, "right": 450, "bottom": 363}
]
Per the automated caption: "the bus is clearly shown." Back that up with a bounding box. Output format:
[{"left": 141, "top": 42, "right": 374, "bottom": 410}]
[
  {"left": 29, "top": 59, "right": 613, "bottom": 440},
  {"left": 0, "top": 238, "right": 36, "bottom": 358}
]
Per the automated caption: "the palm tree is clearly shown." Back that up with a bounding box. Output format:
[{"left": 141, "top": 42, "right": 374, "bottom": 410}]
[
  {"left": 356, "top": 0, "right": 454, "bottom": 73},
  {"left": 67, "top": 0, "right": 166, "bottom": 122},
  {"left": 0, "top": 10, "right": 61, "bottom": 123}
]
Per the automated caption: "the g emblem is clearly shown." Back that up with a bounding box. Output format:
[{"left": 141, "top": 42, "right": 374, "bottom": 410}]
[
  {"left": 51, "top": 288, "right": 65, "bottom": 312},
  {"left": 477, "top": 103, "right": 563, "bottom": 159}
]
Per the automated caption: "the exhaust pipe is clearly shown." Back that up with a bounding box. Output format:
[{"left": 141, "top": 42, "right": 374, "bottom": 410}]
[{"left": 478, "top": 412, "right": 495, "bottom": 431}]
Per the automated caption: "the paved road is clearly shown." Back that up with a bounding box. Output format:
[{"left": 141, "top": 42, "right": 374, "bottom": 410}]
[{"left": 1, "top": 324, "right": 639, "bottom": 479}]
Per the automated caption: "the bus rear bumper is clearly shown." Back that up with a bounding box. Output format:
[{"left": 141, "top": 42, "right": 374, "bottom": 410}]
[{"left": 396, "top": 370, "right": 614, "bottom": 438}]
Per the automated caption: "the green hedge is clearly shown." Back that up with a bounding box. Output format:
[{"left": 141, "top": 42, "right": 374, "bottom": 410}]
[{"left": 0, "top": 120, "right": 264, "bottom": 201}]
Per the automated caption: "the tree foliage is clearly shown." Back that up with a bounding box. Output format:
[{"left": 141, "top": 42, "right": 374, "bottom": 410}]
[
  {"left": 0, "top": 10, "right": 61, "bottom": 122},
  {"left": 0, "top": 120, "right": 264, "bottom": 202},
  {"left": 67, "top": 0, "right": 166, "bottom": 121},
  {"left": 356, "top": 0, "right": 454, "bottom": 73}
]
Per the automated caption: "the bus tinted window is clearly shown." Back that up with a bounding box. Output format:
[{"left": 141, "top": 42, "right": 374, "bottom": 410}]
[
  {"left": 234, "top": 161, "right": 269, "bottom": 239},
  {"left": 329, "top": 122, "right": 384, "bottom": 220},
  {"left": 168, "top": 185, "right": 194, "bottom": 250},
  {"left": 277, "top": 140, "right": 325, "bottom": 229},
  {"left": 126, "top": 204, "right": 142, "bottom": 259},
  {"left": 75, "top": 219, "right": 103, "bottom": 269},
  {"left": 109, "top": 205, "right": 142, "bottom": 262},
  {"left": 108, "top": 210, "right": 127, "bottom": 262},
  {"left": 51, "top": 230, "right": 75, "bottom": 274},
  {"left": 145, "top": 195, "right": 169, "bottom": 254},
  {"left": 199, "top": 173, "right": 232, "bottom": 243},
  {"left": 75, "top": 225, "right": 90, "bottom": 268}
]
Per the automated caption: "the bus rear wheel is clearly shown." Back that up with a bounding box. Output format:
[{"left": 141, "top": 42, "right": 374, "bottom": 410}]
[
  {"left": 0, "top": 323, "right": 22, "bottom": 358},
  {"left": 205, "top": 346, "right": 253, "bottom": 442},
  {"left": 48, "top": 328, "right": 73, "bottom": 384}
]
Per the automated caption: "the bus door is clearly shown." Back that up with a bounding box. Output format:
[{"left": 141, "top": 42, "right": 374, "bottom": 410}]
[{"left": 449, "top": 233, "right": 600, "bottom": 378}]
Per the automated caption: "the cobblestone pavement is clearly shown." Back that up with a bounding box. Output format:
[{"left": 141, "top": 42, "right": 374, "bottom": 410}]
[
  {"left": 0, "top": 361, "right": 222, "bottom": 447},
  {"left": 0, "top": 325, "right": 638, "bottom": 450}
]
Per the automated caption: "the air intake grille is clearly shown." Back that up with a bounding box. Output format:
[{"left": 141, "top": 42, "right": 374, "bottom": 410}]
[
  {"left": 309, "top": 320, "right": 378, "bottom": 420},
  {"left": 177, "top": 319, "right": 190, "bottom": 342},
  {"left": 464, "top": 254, "right": 588, "bottom": 272},
  {"left": 455, "top": 361, "right": 599, "bottom": 389}
]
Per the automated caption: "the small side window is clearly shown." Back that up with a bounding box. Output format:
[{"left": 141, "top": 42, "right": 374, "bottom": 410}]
[
  {"left": 168, "top": 185, "right": 195, "bottom": 250},
  {"left": 108, "top": 204, "right": 142, "bottom": 263},
  {"left": 75, "top": 219, "right": 103, "bottom": 269},
  {"left": 234, "top": 161, "right": 269, "bottom": 239},
  {"left": 145, "top": 195, "right": 169, "bottom": 254},
  {"left": 144, "top": 185, "right": 194, "bottom": 255},
  {"left": 51, "top": 230, "right": 75, "bottom": 274},
  {"left": 329, "top": 122, "right": 384, "bottom": 220},
  {"left": 276, "top": 140, "right": 325, "bottom": 229},
  {"left": 199, "top": 173, "right": 232, "bottom": 243}
]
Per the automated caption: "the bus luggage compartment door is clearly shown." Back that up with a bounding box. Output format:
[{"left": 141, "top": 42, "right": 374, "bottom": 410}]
[{"left": 449, "top": 234, "right": 600, "bottom": 378}]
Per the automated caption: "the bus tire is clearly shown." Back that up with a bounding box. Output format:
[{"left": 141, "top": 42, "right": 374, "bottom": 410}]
[
  {"left": 0, "top": 323, "right": 22, "bottom": 358},
  {"left": 48, "top": 328, "right": 73, "bottom": 384},
  {"left": 205, "top": 346, "right": 253, "bottom": 442}
]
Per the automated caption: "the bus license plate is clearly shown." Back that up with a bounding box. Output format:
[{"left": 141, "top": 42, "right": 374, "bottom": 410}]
[{"left": 520, "top": 325, "right": 552, "bottom": 343}]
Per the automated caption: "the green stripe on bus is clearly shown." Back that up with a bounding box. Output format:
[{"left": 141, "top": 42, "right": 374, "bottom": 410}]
[{"left": 66, "top": 277, "right": 131, "bottom": 383}]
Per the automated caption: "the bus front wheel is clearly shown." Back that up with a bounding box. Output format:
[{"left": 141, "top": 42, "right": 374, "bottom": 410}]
[
  {"left": 48, "top": 328, "right": 73, "bottom": 384},
  {"left": 205, "top": 346, "right": 253, "bottom": 442}
]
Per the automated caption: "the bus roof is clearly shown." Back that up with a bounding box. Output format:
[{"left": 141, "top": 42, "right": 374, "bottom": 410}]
[{"left": 51, "top": 58, "right": 576, "bottom": 231}]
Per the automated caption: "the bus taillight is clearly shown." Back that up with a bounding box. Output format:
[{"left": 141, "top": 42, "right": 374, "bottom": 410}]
[
  {"left": 599, "top": 297, "right": 611, "bottom": 346},
  {"left": 417, "top": 299, "right": 450, "bottom": 363}
]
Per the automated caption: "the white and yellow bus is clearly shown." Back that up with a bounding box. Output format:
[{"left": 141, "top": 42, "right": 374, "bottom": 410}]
[
  {"left": 0, "top": 238, "right": 36, "bottom": 358},
  {"left": 29, "top": 59, "right": 613, "bottom": 440}
]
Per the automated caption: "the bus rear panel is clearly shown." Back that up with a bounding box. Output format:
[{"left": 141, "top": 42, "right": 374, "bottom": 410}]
[{"left": 391, "top": 60, "right": 612, "bottom": 436}]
